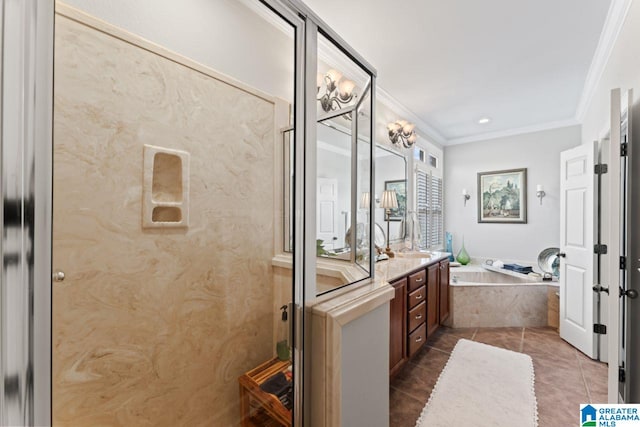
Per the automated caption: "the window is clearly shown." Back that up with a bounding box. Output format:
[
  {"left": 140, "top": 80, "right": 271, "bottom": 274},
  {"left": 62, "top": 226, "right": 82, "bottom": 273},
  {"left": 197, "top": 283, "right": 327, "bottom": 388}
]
[{"left": 416, "top": 169, "right": 443, "bottom": 249}]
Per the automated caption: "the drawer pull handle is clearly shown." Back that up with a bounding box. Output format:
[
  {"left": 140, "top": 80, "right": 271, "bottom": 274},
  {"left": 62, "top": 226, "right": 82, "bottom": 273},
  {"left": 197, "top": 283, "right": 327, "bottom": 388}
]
[
  {"left": 415, "top": 336, "right": 423, "bottom": 343},
  {"left": 416, "top": 278, "right": 423, "bottom": 282},
  {"left": 415, "top": 314, "right": 423, "bottom": 320},
  {"left": 415, "top": 294, "right": 423, "bottom": 300}
]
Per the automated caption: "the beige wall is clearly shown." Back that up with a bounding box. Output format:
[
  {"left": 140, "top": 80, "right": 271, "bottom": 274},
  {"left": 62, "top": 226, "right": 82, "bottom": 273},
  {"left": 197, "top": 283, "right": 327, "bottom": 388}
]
[{"left": 53, "top": 8, "right": 285, "bottom": 425}]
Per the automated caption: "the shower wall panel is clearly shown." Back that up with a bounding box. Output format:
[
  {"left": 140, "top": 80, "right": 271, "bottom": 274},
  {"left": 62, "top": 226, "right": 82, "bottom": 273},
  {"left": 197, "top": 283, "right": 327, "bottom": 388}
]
[{"left": 53, "top": 9, "right": 281, "bottom": 425}]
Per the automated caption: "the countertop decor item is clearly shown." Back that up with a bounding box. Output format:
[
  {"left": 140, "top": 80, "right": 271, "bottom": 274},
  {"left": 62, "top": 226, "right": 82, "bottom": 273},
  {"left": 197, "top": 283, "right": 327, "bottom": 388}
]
[
  {"left": 456, "top": 236, "right": 470, "bottom": 265},
  {"left": 477, "top": 168, "right": 527, "bottom": 223},
  {"left": 537, "top": 247, "right": 560, "bottom": 277},
  {"left": 380, "top": 190, "right": 398, "bottom": 258},
  {"left": 445, "top": 232, "right": 454, "bottom": 262}
]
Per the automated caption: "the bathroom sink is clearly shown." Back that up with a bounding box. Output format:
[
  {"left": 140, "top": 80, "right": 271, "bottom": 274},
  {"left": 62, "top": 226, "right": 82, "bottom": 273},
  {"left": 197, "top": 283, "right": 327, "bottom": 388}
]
[{"left": 396, "top": 251, "right": 433, "bottom": 259}]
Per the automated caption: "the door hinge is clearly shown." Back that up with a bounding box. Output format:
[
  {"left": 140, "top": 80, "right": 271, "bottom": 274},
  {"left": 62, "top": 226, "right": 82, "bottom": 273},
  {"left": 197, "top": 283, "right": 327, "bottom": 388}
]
[
  {"left": 594, "top": 244, "right": 608, "bottom": 255},
  {"left": 620, "top": 256, "right": 627, "bottom": 270},
  {"left": 621, "top": 142, "right": 628, "bottom": 157},
  {"left": 593, "top": 324, "right": 607, "bottom": 334},
  {"left": 594, "top": 164, "right": 608, "bottom": 174},
  {"left": 619, "top": 367, "right": 626, "bottom": 383}
]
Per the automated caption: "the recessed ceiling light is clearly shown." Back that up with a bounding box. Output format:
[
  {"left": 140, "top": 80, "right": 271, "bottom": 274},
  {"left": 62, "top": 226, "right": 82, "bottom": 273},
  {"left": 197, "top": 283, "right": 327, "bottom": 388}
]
[{"left": 478, "top": 117, "right": 491, "bottom": 124}]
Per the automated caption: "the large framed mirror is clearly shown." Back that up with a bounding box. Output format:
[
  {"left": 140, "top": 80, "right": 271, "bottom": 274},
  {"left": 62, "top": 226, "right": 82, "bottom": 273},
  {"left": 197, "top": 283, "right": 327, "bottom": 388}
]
[{"left": 375, "top": 145, "right": 407, "bottom": 245}]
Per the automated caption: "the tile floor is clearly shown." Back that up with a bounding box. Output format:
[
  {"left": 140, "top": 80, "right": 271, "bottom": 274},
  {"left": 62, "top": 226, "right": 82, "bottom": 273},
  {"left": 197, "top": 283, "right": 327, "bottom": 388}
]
[{"left": 390, "top": 326, "right": 608, "bottom": 427}]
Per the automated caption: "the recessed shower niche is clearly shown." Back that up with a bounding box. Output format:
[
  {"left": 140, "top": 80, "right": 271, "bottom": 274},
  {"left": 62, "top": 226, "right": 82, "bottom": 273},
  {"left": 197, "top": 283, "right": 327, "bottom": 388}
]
[{"left": 142, "top": 144, "right": 190, "bottom": 228}]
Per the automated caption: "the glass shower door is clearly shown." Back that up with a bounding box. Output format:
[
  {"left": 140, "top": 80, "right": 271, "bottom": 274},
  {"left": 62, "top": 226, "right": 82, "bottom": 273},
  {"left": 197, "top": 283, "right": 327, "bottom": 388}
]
[{"left": 51, "top": 1, "right": 303, "bottom": 425}]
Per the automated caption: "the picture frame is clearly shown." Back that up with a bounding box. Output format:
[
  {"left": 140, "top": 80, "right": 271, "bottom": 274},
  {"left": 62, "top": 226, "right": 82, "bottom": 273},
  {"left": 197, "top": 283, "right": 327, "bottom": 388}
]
[
  {"left": 384, "top": 179, "right": 406, "bottom": 221},
  {"left": 477, "top": 168, "right": 527, "bottom": 223}
]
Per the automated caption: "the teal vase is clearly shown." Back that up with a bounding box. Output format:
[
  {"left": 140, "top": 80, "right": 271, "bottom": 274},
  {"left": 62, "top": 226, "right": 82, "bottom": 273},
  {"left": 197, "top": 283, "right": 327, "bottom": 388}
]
[
  {"left": 445, "top": 232, "right": 454, "bottom": 262},
  {"left": 456, "top": 238, "right": 470, "bottom": 265}
]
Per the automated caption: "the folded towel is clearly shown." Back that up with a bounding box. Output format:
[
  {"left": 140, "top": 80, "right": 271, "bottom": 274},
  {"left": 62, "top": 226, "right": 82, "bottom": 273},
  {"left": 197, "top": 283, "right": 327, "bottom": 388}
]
[{"left": 503, "top": 263, "right": 533, "bottom": 274}]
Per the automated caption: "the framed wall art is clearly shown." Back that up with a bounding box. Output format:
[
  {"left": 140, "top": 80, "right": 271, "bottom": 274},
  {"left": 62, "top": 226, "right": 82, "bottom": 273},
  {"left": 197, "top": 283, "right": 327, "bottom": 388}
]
[
  {"left": 384, "top": 179, "right": 406, "bottom": 221},
  {"left": 477, "top": 168, "right": 527, "bottom": 223}
]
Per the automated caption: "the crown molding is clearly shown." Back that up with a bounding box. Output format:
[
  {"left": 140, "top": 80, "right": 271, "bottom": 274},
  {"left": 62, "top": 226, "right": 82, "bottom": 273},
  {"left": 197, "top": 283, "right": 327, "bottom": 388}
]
[
  {"left": 447, "top": 118, "right": 580, "bottom": 146},
  {"left": 574, "top": 0, "right": 633, "bottom": 122},
  {"left": 376, "top": 87, "right": 447, "bottom": 146}
]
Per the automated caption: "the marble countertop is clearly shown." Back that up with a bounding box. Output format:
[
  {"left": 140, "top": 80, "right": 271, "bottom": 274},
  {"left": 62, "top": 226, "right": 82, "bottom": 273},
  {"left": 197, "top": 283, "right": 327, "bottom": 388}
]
[
  {"left": 311, "top": 252, "right": 450, "bottom": 319},
  {"left": 374, "top": 252, "right": 451, "bottom": 283}
]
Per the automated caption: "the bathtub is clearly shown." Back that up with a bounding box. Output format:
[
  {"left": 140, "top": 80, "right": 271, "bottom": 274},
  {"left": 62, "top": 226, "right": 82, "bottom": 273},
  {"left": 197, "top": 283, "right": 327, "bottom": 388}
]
[
  {"left": 451, "top": 266, "right": 540, "bottom": 285},
  {"left": 447, "top": 265, "right": 556, "bottom": 328}
]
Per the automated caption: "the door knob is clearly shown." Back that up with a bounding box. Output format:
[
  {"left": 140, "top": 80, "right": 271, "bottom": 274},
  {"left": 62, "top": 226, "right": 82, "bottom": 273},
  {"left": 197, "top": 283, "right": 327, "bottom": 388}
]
[
  {"left": 592, "top": 285, "right": 609, "bottom": 294},
  {"left": 52, "top": 270, "right": 65, "bottom": 282},
  {"left": 620, "top": 288, "right": 638, "bottom": 299},
  {"left": 558, "top": 252, "right": 566, "bottom": 258}
]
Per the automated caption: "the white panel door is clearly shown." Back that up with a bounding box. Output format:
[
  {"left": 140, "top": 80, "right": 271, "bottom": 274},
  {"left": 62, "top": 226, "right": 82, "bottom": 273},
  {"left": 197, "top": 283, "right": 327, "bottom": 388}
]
[
  {"left": 317, "top": 178, "right": 338, "bottom": 249},
  {"left": 560, "top": 142, "right": 596, "bottom": 357}
]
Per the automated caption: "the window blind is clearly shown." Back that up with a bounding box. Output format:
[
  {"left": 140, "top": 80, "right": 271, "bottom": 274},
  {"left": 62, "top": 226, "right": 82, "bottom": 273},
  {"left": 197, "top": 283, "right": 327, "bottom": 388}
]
[{"left": 416, "top": 170, "right": 443, "bottom": 249}]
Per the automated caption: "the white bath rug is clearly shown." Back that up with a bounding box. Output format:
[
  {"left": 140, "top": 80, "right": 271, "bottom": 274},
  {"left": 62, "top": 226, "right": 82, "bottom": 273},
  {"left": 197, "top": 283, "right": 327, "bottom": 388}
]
[{"left": 414, "top": 339, "right": 538, "bottom": 427}]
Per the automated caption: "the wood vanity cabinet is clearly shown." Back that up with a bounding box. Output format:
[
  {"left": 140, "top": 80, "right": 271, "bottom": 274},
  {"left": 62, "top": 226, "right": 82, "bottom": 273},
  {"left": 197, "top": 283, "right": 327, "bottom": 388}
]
[
  {"left": 426, "top": 264, "right": 439, "bottom": 336},
  {"left": 389, "top": 259, "right": 450, "bottom": 376},
  {"left": 439, "top": 260, "right": 450, "bottom": 324},
  {"left": 407, "top": 269, "right": 427, "bottom": 358},
  {"left": 389, "top": 277, "right": 407, "bottom": 376}
]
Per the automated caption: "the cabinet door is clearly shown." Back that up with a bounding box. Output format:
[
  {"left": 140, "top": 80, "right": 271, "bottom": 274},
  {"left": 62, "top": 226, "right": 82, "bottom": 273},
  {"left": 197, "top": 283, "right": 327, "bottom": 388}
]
[
  {"left": 439, "top": 260, "right": 450, "bottom": 324},
  {"left": 389, "top": 278, "right": 407, "bottom": 376},
  {"left": 426, "top": 264, "right": 439, "bottom": 336}
]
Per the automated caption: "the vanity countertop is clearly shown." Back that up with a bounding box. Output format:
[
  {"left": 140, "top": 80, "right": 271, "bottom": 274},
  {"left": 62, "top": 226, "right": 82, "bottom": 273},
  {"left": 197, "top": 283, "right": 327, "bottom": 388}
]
[
  {"left": 375, "top": 252, "right": 451, "bottom": 283},
  {"left": 310, "top": 252, "right": 450, "bottom": 320}
]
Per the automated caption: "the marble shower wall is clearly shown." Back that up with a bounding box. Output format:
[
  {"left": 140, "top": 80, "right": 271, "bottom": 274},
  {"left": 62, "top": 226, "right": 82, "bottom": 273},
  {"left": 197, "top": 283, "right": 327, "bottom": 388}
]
[{"left": 53, "top": 8, "right": 286, "bottom": 426}]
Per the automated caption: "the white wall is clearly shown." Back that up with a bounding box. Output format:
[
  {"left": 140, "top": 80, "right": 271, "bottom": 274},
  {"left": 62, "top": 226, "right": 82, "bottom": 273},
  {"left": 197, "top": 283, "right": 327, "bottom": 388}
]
[
  {"left": 581, "top": 1, "right": 640, "bottom": 144},
  {"left": 444, "top": 125, "right": 581, "bottom": 264}
]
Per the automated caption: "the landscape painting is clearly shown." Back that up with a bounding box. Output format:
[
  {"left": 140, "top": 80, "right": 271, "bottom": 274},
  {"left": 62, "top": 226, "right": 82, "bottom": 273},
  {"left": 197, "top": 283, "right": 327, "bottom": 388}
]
[{"left": 477, "top": 168, "right": 527, "bottom": 223}]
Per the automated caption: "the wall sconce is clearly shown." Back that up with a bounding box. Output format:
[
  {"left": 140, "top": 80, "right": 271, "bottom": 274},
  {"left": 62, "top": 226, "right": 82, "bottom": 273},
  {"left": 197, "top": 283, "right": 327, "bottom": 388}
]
[
  {"left": 462, "top": 188, "right": 471, "bottom": 207},
  {"left": 387, "top": 120, "right": 418, "bottom": 148},
  {"left": 317, "top": 69, "right": 356, "bottom": 112},
  {"left": 380, "top": 190, "right": 398, "bottom": 258},
  {"left": 536, "top": 185, "right": 546, "bottom": 205}
]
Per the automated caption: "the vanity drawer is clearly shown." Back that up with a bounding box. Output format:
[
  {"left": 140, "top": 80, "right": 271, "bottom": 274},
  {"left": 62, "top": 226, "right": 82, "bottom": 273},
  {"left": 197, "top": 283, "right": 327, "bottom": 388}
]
[
  {"left": 408, "top": 286, "right": 426, "bottom": 310},
  {"left": 408, "top": 323, "right": 427, "bottom": 357},
  {"left": 408, "top": 270, "right": 426, "bottom": 292},
  {"left": 408, "top": 301, "right": 426, "bottom": 333}
]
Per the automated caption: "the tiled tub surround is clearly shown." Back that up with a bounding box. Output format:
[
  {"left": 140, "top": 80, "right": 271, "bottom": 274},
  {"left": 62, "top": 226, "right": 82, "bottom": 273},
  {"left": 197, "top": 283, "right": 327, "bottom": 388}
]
[
  {"left": 53, "top": 5, "right": 288, "bottom": 426},
  {"left": 448, "top": 264, "right": 556, "bottom": 328}
]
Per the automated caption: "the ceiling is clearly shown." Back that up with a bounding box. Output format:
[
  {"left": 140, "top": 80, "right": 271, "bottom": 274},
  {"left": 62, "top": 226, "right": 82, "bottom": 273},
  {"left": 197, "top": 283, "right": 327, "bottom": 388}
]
[{"left": 303, "top": 0, "right": 612, "bottom": 145}]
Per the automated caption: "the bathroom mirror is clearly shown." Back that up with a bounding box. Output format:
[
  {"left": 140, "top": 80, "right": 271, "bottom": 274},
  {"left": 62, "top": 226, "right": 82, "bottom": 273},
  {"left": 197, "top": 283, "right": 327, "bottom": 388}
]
[
  {"left": 312, "top": 32, "right": 374, "bottom": 295},
  {"left": 315, "top": 111, "right": 371, "bottom": 277},
  {"left": 316, "top": 116, "right": 353, "bottom": 253},
  {"left": 375, "top": 146, "right": 407, "bottom": 243}
]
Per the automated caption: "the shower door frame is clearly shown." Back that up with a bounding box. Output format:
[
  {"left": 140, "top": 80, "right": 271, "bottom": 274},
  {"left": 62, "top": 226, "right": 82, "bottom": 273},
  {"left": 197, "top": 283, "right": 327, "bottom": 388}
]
[
  {"left": 1, "top": 0, "right": 376, "bottom": 425},
  {"left": 0, "top": 0, "right": 54, "bottom": 425}
]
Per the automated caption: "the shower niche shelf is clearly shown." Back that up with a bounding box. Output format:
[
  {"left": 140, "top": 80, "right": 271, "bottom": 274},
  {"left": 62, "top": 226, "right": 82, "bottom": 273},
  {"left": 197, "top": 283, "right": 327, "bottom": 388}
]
[{"left": 143, "top": 144, "right": 190, "bottom": 228}]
